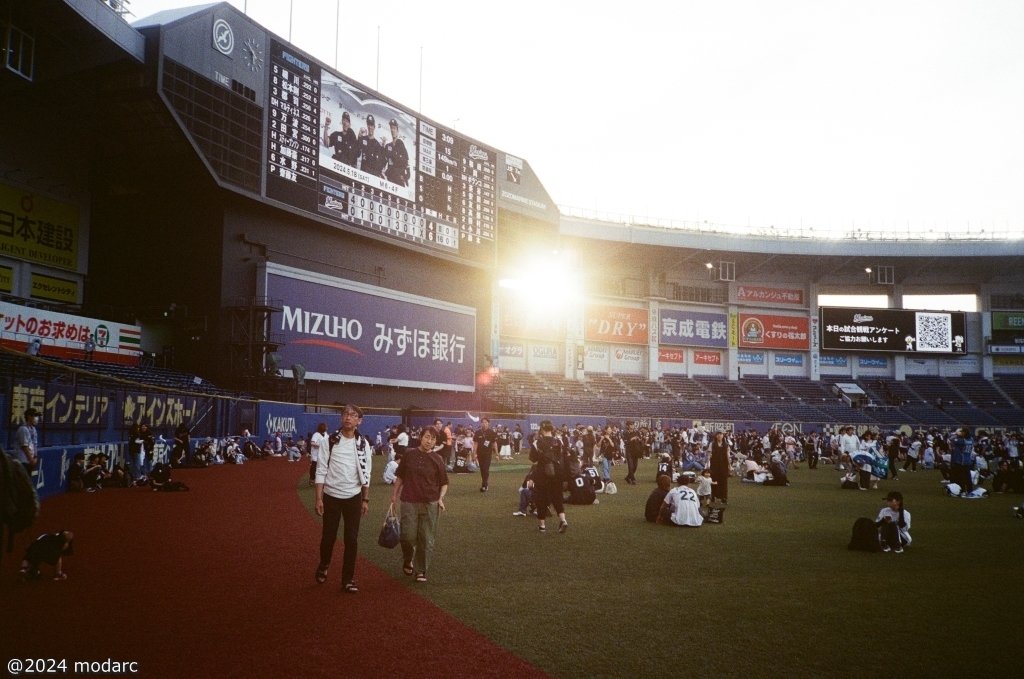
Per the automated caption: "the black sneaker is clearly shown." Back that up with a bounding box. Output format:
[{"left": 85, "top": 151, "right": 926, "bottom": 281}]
[{"left": 343, "top": 581, "right": 359, "bottom": 594}]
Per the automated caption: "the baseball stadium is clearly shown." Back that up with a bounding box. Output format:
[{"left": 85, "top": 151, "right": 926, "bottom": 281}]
[{"left": 2, "top": 2, "right": 1022, "bottom": 678}]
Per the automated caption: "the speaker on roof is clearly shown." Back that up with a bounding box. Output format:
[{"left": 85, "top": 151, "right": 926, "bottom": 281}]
[{"left": 291, "top": 364, "right": 306, "bottom": 386}]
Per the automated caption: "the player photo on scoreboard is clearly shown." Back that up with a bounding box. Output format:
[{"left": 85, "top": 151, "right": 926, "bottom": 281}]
[{"left": 319, "top": 71, "right": 416, "bottom": 202}]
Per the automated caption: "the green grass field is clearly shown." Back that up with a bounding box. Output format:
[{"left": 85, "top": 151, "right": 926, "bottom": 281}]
[{"left": 303, "top": 458, "right": 1024, "bottom": 678}]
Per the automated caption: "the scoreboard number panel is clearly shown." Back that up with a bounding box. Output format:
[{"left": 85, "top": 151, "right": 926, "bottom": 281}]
[{"left": 263, "top": 39, "right": 497, "bottom": 265}]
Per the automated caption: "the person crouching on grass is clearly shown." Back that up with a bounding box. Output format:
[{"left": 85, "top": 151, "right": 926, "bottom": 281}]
[{"left": 391, "top": 426, "right": 448, "bottom": 583}]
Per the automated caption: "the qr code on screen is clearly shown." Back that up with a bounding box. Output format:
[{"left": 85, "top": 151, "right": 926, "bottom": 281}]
[{"left": 915, "top": 312, "right": 952, "bottom": 352}]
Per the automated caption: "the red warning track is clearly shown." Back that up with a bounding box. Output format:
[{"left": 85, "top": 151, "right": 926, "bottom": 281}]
[{"left": 1, "top": 460, "right": 547, "bottom": 678}]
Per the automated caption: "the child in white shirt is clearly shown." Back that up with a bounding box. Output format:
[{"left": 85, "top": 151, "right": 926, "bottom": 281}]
[{"left": 695, "top": 468, "right": 715, "bottom": 506}]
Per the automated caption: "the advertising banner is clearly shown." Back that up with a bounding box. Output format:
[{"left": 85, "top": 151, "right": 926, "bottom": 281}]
[
  {"left": 0, "top": 301, "right": 141, "bottom": 362},
  {"left": 659, "top": 308, "right": 728, "bottom": 348},
  {"left": 738, "top": 313, "right": 810, "bottom": 350},
  {"left": 498, "top": 341, "right": 525, "bottom": 371},
  {"left": 820, "top": 307, "right": 967, "bottom": 354},
  {"left": 735, "top": 285, "right": 804, "bottom": 306},
  {"left": 264, "top": 264, "right": 476, "bottom": 391},
  {"left": 738, "top": 351, "right": 765, "bottom": 364},
  {"left": 529, "top": 342, "right": 560, "bottom": 373},
  {"left": 0, "top": 182, "right": 80, "bottom": 272},
  {"left": 610, "top": 345, "right": 645, "bottom": 375},
  {"left": 585, "top": 304, "right": 648, "bottom": 345},
  {"left": 693, "top": 350, "right": 722, "bottom": 365},
  {"left": 30, "top": 272, "right": 78, "bottom": 304},
  {"left": 774, "top": 353, "right": 804, "bottom": 367},
  {"left": 658, "top": 347, "right": 685, "bottom": 363}
]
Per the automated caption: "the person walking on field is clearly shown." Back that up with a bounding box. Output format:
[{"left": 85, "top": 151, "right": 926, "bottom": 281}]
[
  {"left": 530, "top": 420, "right": 569, "bottom": 533},
  {"left": 391, "top": 426, "right": 448, "bottom": 583},
  {"left": 314, "top": 405, "right": 372, "bottom": 594}
]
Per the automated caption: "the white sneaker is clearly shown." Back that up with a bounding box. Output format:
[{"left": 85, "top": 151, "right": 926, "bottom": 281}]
[{"left": 512, "top": 511, "right": 526, "bottom": 517}]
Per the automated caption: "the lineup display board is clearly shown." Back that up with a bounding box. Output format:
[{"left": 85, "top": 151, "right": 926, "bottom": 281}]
[
  {"left": 264, "top": 40, "right": 497, "bottom": 265},
  {"left": 820, "top": 307, "right": 967, "bottom": 354}
]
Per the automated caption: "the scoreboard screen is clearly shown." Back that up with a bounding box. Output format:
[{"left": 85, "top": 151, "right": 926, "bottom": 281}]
[
  {"left": 819, "top": 307, "right": 967, "bottom": 354},
  {"left": 264, "top": 40, "right": 496, "bottom": 265}
]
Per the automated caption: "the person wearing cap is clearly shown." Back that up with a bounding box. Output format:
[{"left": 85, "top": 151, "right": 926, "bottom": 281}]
[
  {"left": 383, "top": 118, "right": 410, "bottom": 186},
  {"left": 357, "top": 114, "right": 386, "bottom": 177},
  {"left": 875, "top": 491, "right": 911, "bottom": 553},
  {"left": 15, "top": 407, "right": 40, "bottom": 474},
  {"left": 322, "top": 109, "right": 359, "bottom": 166}
]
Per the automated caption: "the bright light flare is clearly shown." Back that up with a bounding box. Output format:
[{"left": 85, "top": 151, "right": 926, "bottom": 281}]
[{"left": 499, "top": 260, "right": 583, "bottom": 310}]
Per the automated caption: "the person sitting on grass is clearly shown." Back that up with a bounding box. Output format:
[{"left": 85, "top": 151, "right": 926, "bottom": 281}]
[
  {"left": 512, "top": 468, "right": 536, "bottom": 517},
  {"left": 875, "top": 491, "right": 911, "bottom": 553},
  {"left": 763, "top": 453, "right": 791, "bottom": 486},
  {"left": 659, "top": 474, "right": 703, "bottom": 527},
  {"left": 564, "top": 470, "right": 599, "bottom": 506},
  {"left": 19, "top": 530, "right": 74, "bottom": 581},
  {"left": 645, "top": 474, "right": 671, "bottom": 522},
  {"left": 742, "top": 457, "right": 768, "bottom": 482}
]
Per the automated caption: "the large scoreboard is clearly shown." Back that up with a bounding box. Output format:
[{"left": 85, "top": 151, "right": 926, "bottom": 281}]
[{"left": 263, "top": 39, "right": 496, "bottom": 264}]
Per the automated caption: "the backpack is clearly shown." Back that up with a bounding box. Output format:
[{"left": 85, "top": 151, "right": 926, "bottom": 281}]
[
  {"left": 1, "top": 452, "right": 40, "bottom": 549},
  {"left": 848, "top": 517, "right": 879, "bottom": 552}
]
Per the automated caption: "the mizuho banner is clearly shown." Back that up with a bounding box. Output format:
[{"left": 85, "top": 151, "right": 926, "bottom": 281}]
[{"left": 265, "top": 266, "right": 476, "bottom": 391}]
